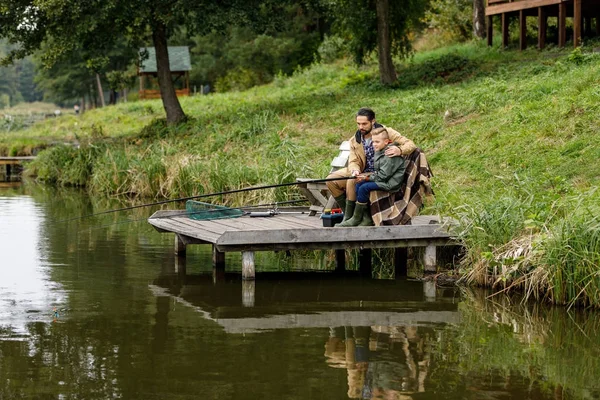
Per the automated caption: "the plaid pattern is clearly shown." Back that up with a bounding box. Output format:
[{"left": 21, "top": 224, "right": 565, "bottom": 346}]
[{"left": 369, "top": 149, "right": 434, "bottom": 226}]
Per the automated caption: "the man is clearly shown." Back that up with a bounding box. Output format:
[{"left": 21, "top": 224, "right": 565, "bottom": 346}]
[{"left": 326, "top": 107, "right": 416, "bottom": 224}]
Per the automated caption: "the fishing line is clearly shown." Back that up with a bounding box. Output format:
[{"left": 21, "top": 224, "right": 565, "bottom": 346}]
[{"left": 56, "top": 176, "right": 354, "bottom": 223}]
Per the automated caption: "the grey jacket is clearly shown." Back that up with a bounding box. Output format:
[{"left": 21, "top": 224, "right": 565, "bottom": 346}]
[{"left": 369, "top": 144, "right": 407, "bottom": 192}]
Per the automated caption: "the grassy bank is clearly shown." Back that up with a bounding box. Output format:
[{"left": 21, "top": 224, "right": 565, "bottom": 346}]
[{"left": 4, "top": 39, "right": 600, "bottom": 306}]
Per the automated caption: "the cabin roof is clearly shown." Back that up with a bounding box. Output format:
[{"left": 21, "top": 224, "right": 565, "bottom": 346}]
[{"left": 139, "top": 46, "right": 191, "bottom": 73}]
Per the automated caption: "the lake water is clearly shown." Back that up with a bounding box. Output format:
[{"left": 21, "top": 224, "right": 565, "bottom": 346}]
[{"left": 1, "top": 181, "right": 599, "bottom": 399}]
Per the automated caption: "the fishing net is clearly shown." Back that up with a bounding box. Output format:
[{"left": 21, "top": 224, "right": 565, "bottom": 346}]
[{"left": 185, "top": 200, "right": 244, "bottom": 220}]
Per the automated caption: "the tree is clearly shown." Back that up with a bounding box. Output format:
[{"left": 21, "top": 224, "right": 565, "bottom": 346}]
[
  {"left": 0, "top": 0, "right": 267, "bottom": 124},
  {"left": 327, "top": 0, "right": 427, "bottom": 85},
  {"left": 473, "top": 0, "right": 486, "bottom": 39}
]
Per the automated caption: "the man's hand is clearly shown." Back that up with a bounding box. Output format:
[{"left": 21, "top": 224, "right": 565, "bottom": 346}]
[
  {"left": 356, "top": 174, "right": 369, "bottom": 183},
  {"left": 384, "top": 145, "right": 401, "bottom": 157},
  {"left": 351, "top": 170, "right": 360, "bottom": 177}
]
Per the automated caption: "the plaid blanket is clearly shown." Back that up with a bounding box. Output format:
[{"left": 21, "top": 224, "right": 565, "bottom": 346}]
[{"left": 369, "top": 149, "right": 434, "bottom": 226}]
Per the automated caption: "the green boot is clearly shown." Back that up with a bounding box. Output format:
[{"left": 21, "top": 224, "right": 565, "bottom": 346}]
[
  {"left": 334, "top": 194, "right": 346, "bottom": 214},
  {"left": 337, "top": 202, "right": 368, "bottom": 227},
  {"left": 358, "top": 207, "right": 374, "bottom": 226},
  {"left": 342, "top": 200, "right": 356, "bottom": 222}
]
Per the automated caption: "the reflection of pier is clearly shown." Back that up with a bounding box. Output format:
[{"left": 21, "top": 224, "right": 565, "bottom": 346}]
[
  {"left": 0, "top": 157, "right": 35, "bottom": 180},
  {"left": 150, "top": 273, "right": 460, "bottom": 334}
]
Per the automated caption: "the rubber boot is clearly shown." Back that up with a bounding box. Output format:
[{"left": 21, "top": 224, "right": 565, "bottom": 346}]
[
  {"left": 337, "top": 202, "right": 367, "bottom": 227},
  {"left": 334, "top": 194, "right": 346, "bottom": 214},
  {"left": 358, "top": 207, "right": 374, "bottom": 226},
  {"left": 342, "top": 200, "right": 355, "bottom": 222}
]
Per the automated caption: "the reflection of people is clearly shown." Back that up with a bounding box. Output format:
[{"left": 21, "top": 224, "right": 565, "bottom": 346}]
[
  {"left": 323, "top": 325, "right": 432, "bottom": 399},
  {"left": 326, "top": 108, "right": 416, "bottom": 225},
  {"left": 338, "top": 128, "right": 407, "bottom": 227}
]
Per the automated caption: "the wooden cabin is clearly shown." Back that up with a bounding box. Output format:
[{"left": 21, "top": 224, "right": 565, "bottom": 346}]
[
  {"left": 138, "top": 46, "right": 191, "bottom": 100},
  {"left": 486, "top": 0, "right": 600, "bottom": 49}
]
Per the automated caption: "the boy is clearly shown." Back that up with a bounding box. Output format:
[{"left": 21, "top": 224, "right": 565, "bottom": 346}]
[{"left": 337, "top": 127, "right": 407, "bottom": 227}]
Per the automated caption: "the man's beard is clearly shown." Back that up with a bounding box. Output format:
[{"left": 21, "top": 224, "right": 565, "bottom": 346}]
[{"left": 360, "top": 126, "right": 372, "bottom": 135}]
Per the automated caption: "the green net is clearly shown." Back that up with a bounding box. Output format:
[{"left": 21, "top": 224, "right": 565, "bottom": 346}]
[{"left": 185, "top": 200, "right": 244, "bottom": 220}]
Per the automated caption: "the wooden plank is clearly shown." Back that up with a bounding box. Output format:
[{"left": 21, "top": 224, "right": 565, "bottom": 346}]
[
  {"left": 502, "top": 13, "right": 510, "bottom": 48},
  {"left": 486, "top": 0, "right": 562, "bottom": 16},
  {"left": 149, "top": 218, "right": 221, "bottom": 243},
  {"left": 574, "top": 0, "right": 582, "bottom": 47},
  {"left": 216, "top": 238, "right": 455, "bottom": 253},
  {"left": 538, "top": 7, "right": 547, "bottom": 49},
  {"left": 170, "top": 217, "right": 226, "bottom": 238},
  {"left": 520, "top": 10, "right": 528, "bottom": 50},
  {"left": 559, "top": 2, "right": 567, "bottom": 47},
  {"left": 218, "top": 224, "right": 453, "bottom": 247}
]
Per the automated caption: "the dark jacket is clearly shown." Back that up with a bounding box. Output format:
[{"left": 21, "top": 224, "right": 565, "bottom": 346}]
[{"left": 369, "top": 144, "right": 407, "bottom": 192}]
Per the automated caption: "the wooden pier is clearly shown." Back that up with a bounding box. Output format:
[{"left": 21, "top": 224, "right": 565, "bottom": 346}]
[
  {"left": 0, "top": 156, "right": 36, "bottom": 178},
  {"left": 148, "top": 209, "right": 458, "bottom": 280}
]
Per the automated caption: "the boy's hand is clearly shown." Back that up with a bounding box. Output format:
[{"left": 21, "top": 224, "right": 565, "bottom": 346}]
[{"left": 356, "top": 174, "right": 369, "bottom": 183}]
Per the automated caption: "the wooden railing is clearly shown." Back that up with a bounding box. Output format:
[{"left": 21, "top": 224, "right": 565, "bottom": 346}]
[{"left": 139, "top": 88, "right": 190, "bottom": 100}]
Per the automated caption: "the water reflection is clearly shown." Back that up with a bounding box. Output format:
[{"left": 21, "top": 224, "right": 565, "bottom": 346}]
[
  {"left": 325, "top": 326, "right": 431, "bottom": 399},
  {"left": 0, "top": 195, "right": 66, "bottom": 336}
]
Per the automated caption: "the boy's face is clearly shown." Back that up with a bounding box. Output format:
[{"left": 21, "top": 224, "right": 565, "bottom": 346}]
[{"left": 372, "top": 135, "right": 388, "bottom": 151}]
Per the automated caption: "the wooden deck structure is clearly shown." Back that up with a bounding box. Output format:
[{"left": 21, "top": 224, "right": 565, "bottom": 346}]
[
  {"left": 0, "top": 156, "right": 35, "bottom": 178},
  {"left": 148, "top": 209, "right": 457, "bottom": 280},
  {"left": 486, "top": 0, "right": 600, "bottom": 49}
]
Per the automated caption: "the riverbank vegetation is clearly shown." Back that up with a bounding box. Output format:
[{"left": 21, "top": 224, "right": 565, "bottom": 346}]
[{"left": 4, "top": 39, "right": 600, "bottom": 307}]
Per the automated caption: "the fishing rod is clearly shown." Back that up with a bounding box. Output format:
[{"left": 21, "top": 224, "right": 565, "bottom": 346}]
[
  {"left": 60, "top": 176, "right": 354, "bottom": 223},
  {"left": 77, "top": 199, "right": 308, "bottom": 233}
]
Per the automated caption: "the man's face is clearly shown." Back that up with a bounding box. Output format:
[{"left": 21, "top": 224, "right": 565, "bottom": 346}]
[
  {"left": 356, "top": 116, "right": 373, "bottom": 135},
  {"left": 372, "top": 135, "right": 388, "bottom": 151}
]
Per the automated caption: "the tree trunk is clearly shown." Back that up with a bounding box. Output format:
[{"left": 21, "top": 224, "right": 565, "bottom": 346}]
[
  {"left": 473, "top": 0, "right": 487, "bottom": 39},
  {"left": 95, "top": 73, "right": 106, "bottom": 107},
  {"left": 152, "top": 20, "right": 186, "bottom": 124},
  {"left": 375, "top": 0, "right": 397, "bottom": 85}
]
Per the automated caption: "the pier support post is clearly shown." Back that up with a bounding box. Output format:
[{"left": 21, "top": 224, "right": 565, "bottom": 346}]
[
  {"left": 6, "top": 164, "right": 11, "bottom": 177},
  {"left": 335, "top": 249, "right": 346, "bottom": 272},
  {"left": 242, "top": 280, "right": 255, "bottom": 307},
  {"left": 423, "top": 281, "right": 436, "bottom": 302},
  {"left": 213, "top": 246, "right": 225, "bottom": 269},
  {"left": 242, "top": 251, "right": 255, "bottom": 280},
  {"left": 212, "top": 267, "right": 225, "bottom": 285},
  {"left": 174, "top": 234, "right": 186, "bottom": 256},
  {"left": 558, "top": 3, "right": 566, "bottom": 47},
  {"left": 574, "top": 0, "right": 582, "bottom": 47},
  {"left": 487, "top": 15, "right": 493, "bottom": 46},
  {"left": 359, "top": 248, "right": 372, "bottom": 276},
  {"left": 175, "top": 255, "right": 187, "bottom": 275},
  {"left": 394, "top": 248, "right": 408, "bottom": 278},
  {"left": 538, "top": 7, "right": 547, "bottom": 50},
  {"left": 519, "top": 10, "right": 527, "bottom": 50},
  {"left": 502, "top": 13, "right": 509, "bottom": 48},
  {"left": 424, "top": 245, "right": 437, "bottom": 273}
]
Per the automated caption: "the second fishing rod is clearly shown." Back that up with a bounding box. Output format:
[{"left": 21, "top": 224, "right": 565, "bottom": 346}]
[{"left": 58, "top": 176, "right": 356, "bottom": 223}]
